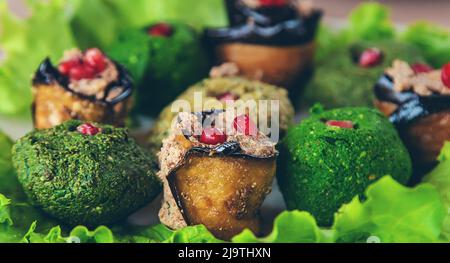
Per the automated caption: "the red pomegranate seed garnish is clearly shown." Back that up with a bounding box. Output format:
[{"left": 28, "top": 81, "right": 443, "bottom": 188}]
[
  {"left": 69, "top": 66, "right": 88, "bottom": 81},
  {"left": 58, "top": 48, "right": 107, "bottom": 80},
  {"left": 441, "top": 63, "right": 450, "bottom": 89},
  {"left": 199, "top": 127, "right": 227, "bottom": 145},
  {"left": 84, "top": 48, "right": 106, "bottom": 72},
  {"left": 148, "top": 23, "right": 173, "bottom": 37},
  {"left": 77, "top": 123, "right": 101, "bottom": 136},
  {"left": 233, "top": 115, "right": 258, "bottom": 136},
  {"left": 217, "top": 92, "right": 239, "bottom": 102},
  {"left": 359, "top": 48, "right": 383, "bottom": 68},
  {"left": 83, "top": 65, "right": 97, "bottom": 79},
  {"left": 58, "top": 59, "right": 81, "bottom": 75},
  {"left": 326, "top": 120, "right": 354, "bottom": 129},
  {"left": 411, "top": 63, "right": 433, "bottom": 74},
  {"left": 259, "top": 0, "right": 287, "bottom": 7}
]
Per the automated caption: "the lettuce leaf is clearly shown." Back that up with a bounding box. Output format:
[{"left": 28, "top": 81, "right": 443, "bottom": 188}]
[
  {"left": 424, "top": 142, "right": 450, "bottom": 241},
  {"left": 333, "top": 177, "right": 446, "bottom": 243},
  {"left": 0, "top": 131, "right": 25, "bottom": 201},
  {"left": 401, "top": 22, "right": 450, "bottom": 68},
  {"left": 0, "top": 0, "right": 76, "bottom": 117},
  {"left": 232, "top": 177, "right": 447, "bottom": 243},
  {"left": 344, "top": 2, "right": 395, "bottom": 42},
  {"left": 0, "top": 191, "right": 222, "bottom": 243},
  {"left": 232, "top": 211, "right": 329, "bottom": 243},
  {"left": 316, "top": 3, "right": 395, "bottom": 61}
]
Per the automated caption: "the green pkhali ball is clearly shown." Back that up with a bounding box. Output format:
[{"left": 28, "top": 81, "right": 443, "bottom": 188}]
[
  {"left": 278, "top": 106, "right": 412, "bottom": 226},
  {"left": 302, "top": 40, "right": 424, "bottom": 108},
  {"left": 108, "top": 22, "right": 209, "bottom": 116},
  {"left": 12, "top": 120, "right": 162, "bottom": 226}
]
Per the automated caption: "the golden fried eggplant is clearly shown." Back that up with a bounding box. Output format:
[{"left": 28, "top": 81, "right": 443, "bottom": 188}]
[{"left": 32, "top": 48, "right": 133, "bottom": 129}]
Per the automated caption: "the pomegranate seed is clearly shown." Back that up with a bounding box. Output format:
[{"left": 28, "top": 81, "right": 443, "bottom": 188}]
[
  {"left": 84, "top": 48, "right": 106, "bottom": 72},
  {"left": 326, "top": 120, "right": 354, "bottom": 129},
  {"left": 77, "top": 123, "right": 100, "bottom": 136},
  {"left": 148, "top": 23, "right": 173, "bottom": 37},
  {"left": 233, "top": 115, "right": 258, "bottom": 136},
  {"left": 411, "top": 63, "right": 433, "bottom": 74},
  {"left": 442, "top": 63, "right": 450, "bottom": 89},
  {"left": 83, "top": 65, "right": 97, "bottom": 79},
  {"left": 199, "top": 127, "right": 227, "bottom": 145},
  {"left": 259, "top": 0, "right": 287, "bottom": 7},
  {"left": 217, "top": 92, "right": 239, "bottom": 102},
  {"left": 58, "top": 59, "right": 81, "bottom": 75},
  {"left": 69, "top": 66, "right": 88, "bottom": 81},
  {"left": 359, "top": 48, "right": 383, "bottom": 68}
]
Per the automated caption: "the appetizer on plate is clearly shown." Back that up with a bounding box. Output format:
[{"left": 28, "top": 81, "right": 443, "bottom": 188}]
[
  {"left": 374, "top": 60, "right": 450, "bottom": 168},
  {"left": 302, "top": 41, "right": 424, "bottom": 108},
  {"left": 12, "top": 120, "right": 161, "bottom": 226},
  {"left": 32, "top": 48, "right": 133, "bottom": 129},
  {"left": 148, "top": 70, "right": 294, "bottom": 153},
  {"left": 108, "top": 22, "right": 209, "bottom": 116},
  {"left": 204, "top": 0, "right": 322, "bottom": 92},
  {"left": 158, "top": 111, "right": 277, "bottom": 240},
  {"left": 278, "top": 106, "right": 412, "bottom": 226}
]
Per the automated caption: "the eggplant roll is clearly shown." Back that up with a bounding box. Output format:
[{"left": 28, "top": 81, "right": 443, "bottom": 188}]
[
  {"left": 374, "top": 60, "right": 450, "bottom": 167},
  {"left": 32, "top": 48, "right": 133, "bottom": 129},
  {"left": 204, "top": 0, "right": 322, "bottom": 90},
  {"left": 157, "top": 111, "right": 277, "bottom": 240}
]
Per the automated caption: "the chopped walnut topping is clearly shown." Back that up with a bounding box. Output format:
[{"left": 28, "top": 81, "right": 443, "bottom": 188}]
[
  {"left": 210, "top": 62, "right": 240, "bottom": 78},
  {"left": 295, "top": 0, "right": 314, "bottom": 16},
  {"left": 241, "top": 0, "right": 260, "bottom": 8},
  {"left": 386, "top": 60, "right": 450, "bottom": 96}
]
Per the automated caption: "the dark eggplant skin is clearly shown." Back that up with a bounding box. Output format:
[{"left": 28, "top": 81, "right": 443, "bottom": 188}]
[
  {"left": 374, "top": 74, "right": 450, "bottom": 128},
  {"left": 205, "top": 0, "right": 322, "bottom": 46},
  {"left": 32, "top": 58, "right": 133, "bottom": 105}
]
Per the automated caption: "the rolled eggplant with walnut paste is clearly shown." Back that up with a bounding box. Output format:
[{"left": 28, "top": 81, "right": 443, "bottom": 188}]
[
  {"left": 158, "top": 111, "right": 277, "bottom": 240},
  {"left": 32, "top": 48, "right": 133, "bottom": 129},
  {"left": 205, "top": 0, "right": 322, "bottom": 91},
  {"left": 374, "top": 60, "right": 450, "bottom": 168}
]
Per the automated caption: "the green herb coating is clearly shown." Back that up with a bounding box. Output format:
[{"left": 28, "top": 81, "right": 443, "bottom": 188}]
[
  {"left": 108, "top": 23, "right": 209, "bottom": 116},
  {"left": 302, "top": 40, "right": 424, "bottom": 108},
  {"left": 278, "top": 106, "right": 412, "bottom": 226},
  {"left": 12, "top": 120, "right": 162, "bottom": 226}
]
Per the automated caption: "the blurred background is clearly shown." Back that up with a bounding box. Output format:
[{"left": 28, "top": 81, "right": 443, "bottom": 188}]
[{"left": 7, "top": 0, "right": 450, "bottom": 26}]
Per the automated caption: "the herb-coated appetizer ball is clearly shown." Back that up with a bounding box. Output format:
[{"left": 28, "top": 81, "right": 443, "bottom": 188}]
[
  {"left": 302, "top": 41, "right": 424, "bottom": 108},
  {"left": 12, "top": 120, "right": 161, "bottom": 226},
  {"left": 148, "top": 74, "right": 295, "bottom": 153},
  {"left": 278, "top": 106, "right": 412, "bottom": 226},
  {"left": 374, "top": 60, "right": 450, "bottom": 169},
  {"left": 158, "top": 111, "right": 277, "bottom": 240},
  {"left": 108, "top": 22, "right": 209, "bottom": 116},
  {"left": 33, "top": 48, "right": 133, "bottom": 129}
]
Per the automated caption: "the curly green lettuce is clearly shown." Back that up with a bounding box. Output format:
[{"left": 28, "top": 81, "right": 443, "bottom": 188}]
[
  {"left": 424, "top": 142, "right": 450, "bottom": 241},
  {"left": 0, "top": 0, "right": 75, "bottom": 117},
  {"left": 0, "top": 192, "right": 222, "bottom": 243},
  {"left": 233, "top": 177, "right": 447, "bottom": 243},
  {"left": 316, "top": 2, "right": 395, "bottom": 61},
  {"left": 401, "top": 22, "right": 450, "bottom": 68}
]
